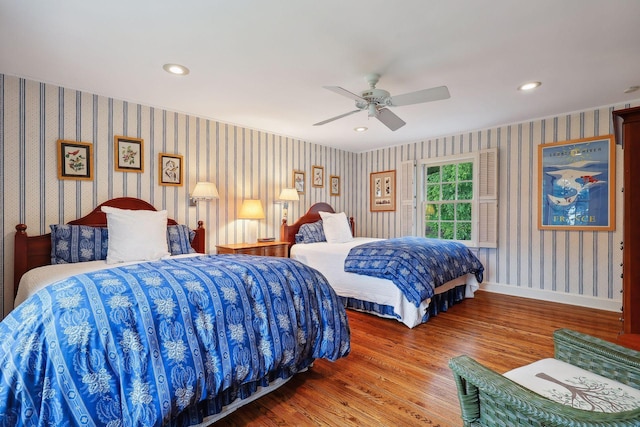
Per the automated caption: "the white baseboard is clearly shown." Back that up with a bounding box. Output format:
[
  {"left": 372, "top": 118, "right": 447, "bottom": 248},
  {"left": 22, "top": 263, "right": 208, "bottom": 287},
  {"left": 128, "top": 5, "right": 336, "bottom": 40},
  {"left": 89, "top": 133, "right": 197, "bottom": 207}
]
[{"left": 479, "top": 282, "right": 622, "bottom": 313}]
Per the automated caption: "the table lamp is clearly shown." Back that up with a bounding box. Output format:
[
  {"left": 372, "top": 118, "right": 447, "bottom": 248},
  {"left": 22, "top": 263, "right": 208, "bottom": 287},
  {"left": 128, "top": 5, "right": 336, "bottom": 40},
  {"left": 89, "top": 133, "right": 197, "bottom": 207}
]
[{"left": 238, "top": 199, "right": 265, "bottom": 244}]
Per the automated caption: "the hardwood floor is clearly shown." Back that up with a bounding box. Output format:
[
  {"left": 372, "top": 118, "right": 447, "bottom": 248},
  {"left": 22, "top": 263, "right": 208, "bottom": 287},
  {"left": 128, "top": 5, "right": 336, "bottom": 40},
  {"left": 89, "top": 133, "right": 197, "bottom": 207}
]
[{"left": 216, "top": 291, "right": 622, "bottom": 426}]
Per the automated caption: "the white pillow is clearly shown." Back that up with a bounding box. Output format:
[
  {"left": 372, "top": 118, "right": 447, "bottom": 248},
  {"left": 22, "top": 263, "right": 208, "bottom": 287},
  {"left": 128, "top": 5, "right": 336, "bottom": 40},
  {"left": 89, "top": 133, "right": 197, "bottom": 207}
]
[
  {"left": 101, "top": 206, "right": 170, "bottom": 264},
  {"left": 319, "top": 211, "right": 354, "bottom": 244}
]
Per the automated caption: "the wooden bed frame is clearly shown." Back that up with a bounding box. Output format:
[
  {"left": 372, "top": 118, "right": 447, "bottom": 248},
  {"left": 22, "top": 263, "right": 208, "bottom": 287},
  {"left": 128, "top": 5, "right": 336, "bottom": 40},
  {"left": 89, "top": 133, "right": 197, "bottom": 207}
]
[
  {"left": 14, "top": 197, "right": 205, "bottom": 297},
  {"left": 280, "top": 202, "right": 355, "bottom": 248}
]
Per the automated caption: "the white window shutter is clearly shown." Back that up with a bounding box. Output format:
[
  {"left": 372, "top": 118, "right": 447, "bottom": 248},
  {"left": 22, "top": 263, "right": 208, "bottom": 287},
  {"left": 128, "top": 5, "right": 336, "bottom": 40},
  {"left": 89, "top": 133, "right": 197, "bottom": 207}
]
[
  {"left": 477, "top": 148, "right": 498, "bottom": 247},
  {"left": 400, "top": 160, "right": 416, "bottom": 236}
]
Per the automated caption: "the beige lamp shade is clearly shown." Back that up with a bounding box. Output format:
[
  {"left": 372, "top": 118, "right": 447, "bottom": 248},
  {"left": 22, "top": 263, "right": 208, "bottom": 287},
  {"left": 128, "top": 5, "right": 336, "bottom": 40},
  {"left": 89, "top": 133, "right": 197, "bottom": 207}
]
[
  {"left": 239, "top": 199, "right": 265, "bottom": 244},
  {"left": 278, "top": 188, "right": 299, "bottom": 201},
  {"left": 191, "top": 182, "right": 219, "bottom": 200},
  {"left": 238, "top": 199, "right": 265, "bottom": 220}
]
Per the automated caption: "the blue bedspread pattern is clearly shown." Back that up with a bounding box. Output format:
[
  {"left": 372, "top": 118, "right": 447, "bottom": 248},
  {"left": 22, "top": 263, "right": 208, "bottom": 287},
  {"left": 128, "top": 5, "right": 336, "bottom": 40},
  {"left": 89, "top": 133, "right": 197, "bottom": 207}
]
[
  {"left": 344, "top": 237, "right": 484, "bottom": 307},
  {"left": 0, "top": 255, "right": 350, "bottom": 426}
]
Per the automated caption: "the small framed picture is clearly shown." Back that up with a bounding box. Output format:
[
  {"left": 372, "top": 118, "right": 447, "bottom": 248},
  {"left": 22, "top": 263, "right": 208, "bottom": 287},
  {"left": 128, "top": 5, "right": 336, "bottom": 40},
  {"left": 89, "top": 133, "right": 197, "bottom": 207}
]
[
  {"left": 115, "top": 136, "right": 144, "bottom": 173},
  {"left": 159, "top": 153, "right": 183, "bottom": 186},
  {"left": 293, "top": 170, "right": 305, "bottom": 194},
  {"left": 57, "top": 140, "right": 93, "bottom": 180},
  {"left": 330, "top": 175, "right": 340, "bottom": 196},
  {"left": 370, "top": 169, "right": 396, "bottom": 212},
  {"left": 312, "top": 165, "right": 324, "bottom": 188}
]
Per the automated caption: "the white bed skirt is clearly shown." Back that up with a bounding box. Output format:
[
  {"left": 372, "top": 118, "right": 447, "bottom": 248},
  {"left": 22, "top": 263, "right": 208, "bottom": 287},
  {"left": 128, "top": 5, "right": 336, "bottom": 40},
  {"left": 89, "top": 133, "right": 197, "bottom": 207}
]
[{"left": 290, "top": 238, "right": 478, "bottom": 328}]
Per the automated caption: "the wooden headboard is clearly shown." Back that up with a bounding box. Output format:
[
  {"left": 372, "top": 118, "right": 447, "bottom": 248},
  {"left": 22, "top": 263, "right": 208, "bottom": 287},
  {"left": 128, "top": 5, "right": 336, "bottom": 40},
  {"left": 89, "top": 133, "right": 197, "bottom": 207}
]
[
  {"left": 14, "top": 197, "right": 205, "bottom": 297},
  {"left": 280, "top": 202, "right": 355, "bottom": 248}
]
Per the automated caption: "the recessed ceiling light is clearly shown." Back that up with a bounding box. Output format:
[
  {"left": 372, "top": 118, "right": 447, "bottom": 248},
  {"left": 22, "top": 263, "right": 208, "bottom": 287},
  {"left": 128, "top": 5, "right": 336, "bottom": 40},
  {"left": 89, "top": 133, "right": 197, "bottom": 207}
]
[
  {"left": 354, "top": 127, "right": 368, "bottom": 132},
  {"left": 518, "top": 81, "right": 541, "bottom": 91},
  {"left": 163, "top": 63, "right": 190, "bottom": 76}
]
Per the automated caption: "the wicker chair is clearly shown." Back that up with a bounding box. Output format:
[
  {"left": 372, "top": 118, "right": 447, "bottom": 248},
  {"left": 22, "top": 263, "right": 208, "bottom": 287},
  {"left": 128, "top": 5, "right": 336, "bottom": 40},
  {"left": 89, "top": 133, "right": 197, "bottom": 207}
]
[{"left": 449, "top": 329, "right": 640, "bottom": 426}]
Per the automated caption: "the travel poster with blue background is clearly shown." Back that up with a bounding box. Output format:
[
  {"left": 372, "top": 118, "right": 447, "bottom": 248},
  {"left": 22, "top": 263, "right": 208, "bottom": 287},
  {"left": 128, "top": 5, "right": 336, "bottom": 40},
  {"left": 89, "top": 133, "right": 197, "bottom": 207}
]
[{"left": 539, "top": 136, "right": 614, "bottom": 230}]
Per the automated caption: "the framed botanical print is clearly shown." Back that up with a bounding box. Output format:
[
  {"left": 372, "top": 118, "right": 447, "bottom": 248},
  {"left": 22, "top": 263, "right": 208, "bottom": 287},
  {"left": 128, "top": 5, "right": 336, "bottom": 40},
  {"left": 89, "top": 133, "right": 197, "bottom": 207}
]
[
  {"left": 312, "top": 165, "right": 324, "bottom": 188},
  {"left": 57, "top": 140, "right": 93, "bottom": 180},
  {"left": 330, "top": 175, "right": 340, "bottom": 196},
  {"left": 159, "top": 153, "right": 183, "bottom": 186},
  {"left": 114, "top": 136, "right": 144, "bottom": 173},
  {"left": 293, "top": 170, "right": 305, "bottom": 194},
  {"left": 370, "top": 170, "right": 396, "bottom": 212}
]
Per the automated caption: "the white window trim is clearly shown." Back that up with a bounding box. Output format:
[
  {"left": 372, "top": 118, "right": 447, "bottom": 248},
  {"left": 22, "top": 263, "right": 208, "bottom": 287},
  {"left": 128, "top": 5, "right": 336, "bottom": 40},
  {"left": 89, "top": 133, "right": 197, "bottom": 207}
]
[
  {"left": 408, "top": 148, "right": 498, "bottom": 248},
  {"left": 417, "top": 153, "right": 478, "bottom": 245}
]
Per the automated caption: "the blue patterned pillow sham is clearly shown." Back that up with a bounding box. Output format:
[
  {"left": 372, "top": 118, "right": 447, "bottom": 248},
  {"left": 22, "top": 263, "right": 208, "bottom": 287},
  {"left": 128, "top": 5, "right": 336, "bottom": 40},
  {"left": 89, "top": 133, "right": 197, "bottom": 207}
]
[
  {"left": 295, "top": 220, "right": 326, "bottom": 244},
  {"left": 167, "top": 224, "right": 196, "bottom": 255},
  {"left": 50, "top": 224, "right": 109, "bottom": 264},
  {"left": 51, "top": 223, "right": 196, "bottom": 264}
]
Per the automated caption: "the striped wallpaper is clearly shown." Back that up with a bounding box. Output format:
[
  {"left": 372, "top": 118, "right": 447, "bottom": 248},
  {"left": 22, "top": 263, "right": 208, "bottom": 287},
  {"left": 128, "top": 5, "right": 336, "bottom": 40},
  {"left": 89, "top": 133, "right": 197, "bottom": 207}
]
[
  {"left": 1, "top": 73, "right": 639, "bottom": 320},
  {"left": 0, "top": 74, "right": 357, "bottom": 317},
  {"left": 356, "top": 102, "right": 639, "bottom": 313}
]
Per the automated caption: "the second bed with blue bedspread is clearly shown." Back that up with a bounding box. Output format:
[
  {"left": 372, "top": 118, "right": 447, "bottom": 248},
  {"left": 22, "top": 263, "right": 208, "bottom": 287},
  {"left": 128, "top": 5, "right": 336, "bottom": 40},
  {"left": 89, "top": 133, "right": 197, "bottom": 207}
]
[{"left": 344, "top": 237, "right": 484, "bottom": 307}]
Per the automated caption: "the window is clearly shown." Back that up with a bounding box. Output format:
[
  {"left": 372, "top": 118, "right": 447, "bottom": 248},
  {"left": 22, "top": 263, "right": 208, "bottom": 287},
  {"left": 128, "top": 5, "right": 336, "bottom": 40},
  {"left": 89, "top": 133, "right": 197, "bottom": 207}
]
[
  {"left": 400, "top": 148, "right": 497, "bottom": 248},
  {"left": 424, "top": 161, "right": 474, "bottom": 241}
]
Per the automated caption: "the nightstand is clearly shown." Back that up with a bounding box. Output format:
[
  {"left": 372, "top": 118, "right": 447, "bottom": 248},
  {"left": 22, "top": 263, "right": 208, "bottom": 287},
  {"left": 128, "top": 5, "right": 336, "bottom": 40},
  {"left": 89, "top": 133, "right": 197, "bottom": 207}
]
[{"left": 215, "top": 241, "right": 289, "bottom": 257}]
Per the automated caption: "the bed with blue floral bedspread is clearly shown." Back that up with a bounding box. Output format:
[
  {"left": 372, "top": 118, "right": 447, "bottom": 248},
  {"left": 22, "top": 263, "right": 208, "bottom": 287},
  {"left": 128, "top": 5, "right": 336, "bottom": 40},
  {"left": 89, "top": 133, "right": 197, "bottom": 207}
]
[
  {"left": 285, "top": 203, "right": 486, "bottom": 328},
  {"left": 0, "top": 254, "right": 350, "bottom": 426},
  {"left": 344, "top": 236, "right": 484, "bottom": 306}
]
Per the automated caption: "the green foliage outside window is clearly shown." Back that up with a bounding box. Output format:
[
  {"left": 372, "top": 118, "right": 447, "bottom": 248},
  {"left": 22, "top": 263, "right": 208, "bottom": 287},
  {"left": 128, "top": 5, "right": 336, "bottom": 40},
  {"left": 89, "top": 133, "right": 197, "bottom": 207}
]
[{"left": 423, "top": 161, "right": 473, "bottom": 241}]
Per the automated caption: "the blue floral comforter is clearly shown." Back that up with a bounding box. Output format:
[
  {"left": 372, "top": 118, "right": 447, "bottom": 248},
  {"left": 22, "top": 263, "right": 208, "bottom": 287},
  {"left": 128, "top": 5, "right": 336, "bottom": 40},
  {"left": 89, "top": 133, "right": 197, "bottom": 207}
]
[
  {"left": 0, "top": 255, "right": 350, "bottom": 426},
  {"left": 344, "top": 237, "right": 484, "bottom": 307}
]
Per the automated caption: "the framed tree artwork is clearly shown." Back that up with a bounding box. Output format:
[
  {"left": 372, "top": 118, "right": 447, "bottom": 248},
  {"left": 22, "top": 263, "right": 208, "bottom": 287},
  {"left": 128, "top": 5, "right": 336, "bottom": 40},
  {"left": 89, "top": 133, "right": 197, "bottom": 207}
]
[{"left": 114, "top": 136, "right": 144, "bottom": 173}]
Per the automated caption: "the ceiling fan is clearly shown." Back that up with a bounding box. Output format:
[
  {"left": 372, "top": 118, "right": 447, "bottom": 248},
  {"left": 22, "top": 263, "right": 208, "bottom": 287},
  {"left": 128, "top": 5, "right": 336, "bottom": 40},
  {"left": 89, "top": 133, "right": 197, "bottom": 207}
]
[{"left": 313, "top": 73, "right": 450, "bottom": 131}]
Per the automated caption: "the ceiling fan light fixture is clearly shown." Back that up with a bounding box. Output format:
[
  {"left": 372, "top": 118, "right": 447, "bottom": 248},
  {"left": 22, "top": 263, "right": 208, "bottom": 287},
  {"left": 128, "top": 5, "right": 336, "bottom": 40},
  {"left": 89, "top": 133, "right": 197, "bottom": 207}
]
[
  {"left": 368, "top": 103, "right": 378, "bottom": 117},
  {"left": 163, "top": 63, "right": 190, "bottom": 76},
  {"left": 518, "top": 81, "right": 541, "bottom": 91},
  {"left": 315, "top": 74, "right": 450, "bottom": 131},
  {"left": 354, "top": 126, "right": 368, "bottom": 132}
]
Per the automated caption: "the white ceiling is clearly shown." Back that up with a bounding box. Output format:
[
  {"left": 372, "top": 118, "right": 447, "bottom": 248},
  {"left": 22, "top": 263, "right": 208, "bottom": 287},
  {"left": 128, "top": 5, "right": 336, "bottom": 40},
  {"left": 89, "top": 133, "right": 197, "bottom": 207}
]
[{"left": 2, "top": 0, "right": 640, "bottom": 152}]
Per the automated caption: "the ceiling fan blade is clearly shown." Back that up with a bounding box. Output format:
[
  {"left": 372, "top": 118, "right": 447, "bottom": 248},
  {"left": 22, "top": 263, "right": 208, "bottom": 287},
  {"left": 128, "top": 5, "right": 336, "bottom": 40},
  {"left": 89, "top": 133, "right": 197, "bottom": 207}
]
[
  {"left": 323, "top": 86, "right": 365, "bottom": 102},
  {"left": 390, "top": 85, "right": 450, "bottom": 106},
  {"left": 376, "top": 108, "right": 406, "bottom": 131},
  {"left": 313, "top": 109, "right": 361, "bottom": 126}
]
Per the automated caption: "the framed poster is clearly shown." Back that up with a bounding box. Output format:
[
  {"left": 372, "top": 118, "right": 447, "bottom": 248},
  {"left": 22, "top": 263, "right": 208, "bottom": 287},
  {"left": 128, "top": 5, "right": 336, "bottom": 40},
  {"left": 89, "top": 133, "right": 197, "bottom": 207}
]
[
  {"left": 330, "top": 175, "right": 340, "bottom": 196},
  {"left": 293, "top": 170, "right": 305, "bottom": 194},
  {"left": 57, "top": 140, "right": 93, "bottom": 180},
  {"left": 538, "top": 135, "right": 615, "bottom": 231},
  {"left": 115, "top": 136, "right": 144, "bottom": 173},
  {"left": 159, "top": 153, "right": 183, "bottom": 186},
  {"left": 312, "top": 165, "right": 324, "bottom": 188},
  {"left": 370, "top": 169, "right": 396, "bottom": 212}
]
